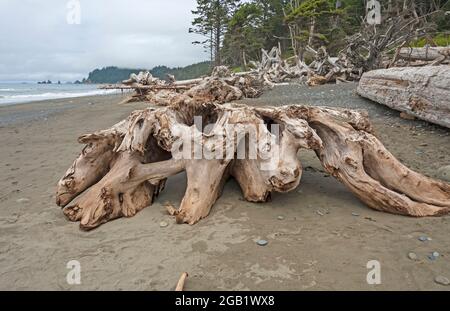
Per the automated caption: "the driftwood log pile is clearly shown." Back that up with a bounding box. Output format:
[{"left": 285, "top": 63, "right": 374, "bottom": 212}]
[
  {"left": 56, "top": 68, "right": 450, "bottom": 230},
  {"left": 105, "top": 42, "right": 373, "bottom": 98},
  {"left": 100, "top": 66, "right": 263, "bottom": 105},
  {"left": 249, "top": 46, "right": 299, "bottom": 87},
  {"left": 249, "top": 45, "right": 351, "bottom": 87},
  {"left": 249, "top": 7, "right": 443, "bottom": 87},
  {"left": 357, "top": 65, "right": 450, "bottom": 128},
  {"left": 98, "top": 6, "right": 448, "bottom": 105},
  {"left": 146, "top": 66, "right": 263, "bottom": 105}
]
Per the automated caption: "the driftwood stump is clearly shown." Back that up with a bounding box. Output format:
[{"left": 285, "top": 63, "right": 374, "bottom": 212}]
[
  {"left": 56, "top": 100, "right": 450, "bottom": 230},
  {"left": 357, "top": 66, "right": 450, "bottom": 128}
]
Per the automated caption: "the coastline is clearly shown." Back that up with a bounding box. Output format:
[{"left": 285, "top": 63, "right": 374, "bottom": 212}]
[
  {"left": 0, "top": 84, "right": 449, "bottom": 290},
  {"left": 0, "top": 82, "right": 122, "bottom": 107},
  {"left": 0, "top": 94, "right": 126, "bottom": 127}
]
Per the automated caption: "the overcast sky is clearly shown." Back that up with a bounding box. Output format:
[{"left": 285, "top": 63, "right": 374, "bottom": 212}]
[{"left": 0, "top": 0, "right": 208, "bottom": 82}]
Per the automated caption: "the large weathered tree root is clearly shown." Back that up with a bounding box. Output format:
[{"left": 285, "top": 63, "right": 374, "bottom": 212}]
[
  {"left": 56, "top": 101, "right": 450, "bottom": 230},
  {"left": 306, "top": 108, "right": 449, "bottom": 216}
]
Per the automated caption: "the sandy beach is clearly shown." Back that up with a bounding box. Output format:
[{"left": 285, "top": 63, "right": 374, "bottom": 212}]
[{"left": 0, "top": 84, "right": 449, "bottom": 290}]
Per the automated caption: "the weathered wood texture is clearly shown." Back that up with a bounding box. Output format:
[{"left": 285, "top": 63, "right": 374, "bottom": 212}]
[
  {"left": 56, "top": 101, "right": 450, "bottom": 231},
  {"left": 357, "top": 66, "right": 450, "bottom": 128},
  {"left": 399, "top": 47, "right": 450, "bottom": 62}
]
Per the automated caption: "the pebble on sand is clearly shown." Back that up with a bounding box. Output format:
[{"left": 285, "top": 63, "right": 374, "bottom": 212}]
[
  {"left": 159, "top": 221, "right": 168, "bottom": 228},
  {"left": 434, "top": 276, "right": 450, "bottom": 286},
  {"left": 437, "top": 165, "right": 450, "bottom": 182},
  {"left": 277, "top": 216, "right": 285, "bottom": 220},
  {"left": 407, "top": 252, "right": 418, "bottom": 261},
  {"left": 16, "top": 198, "right": 30, "bottom": 203},
  {"left": 428, "top": 252, "right": 440, "bottom": 261},
  {"left": 257, "top": 240, "right": 268, "bottom": 246},
  {"left": 418, "top": 236, "right": 431, "bottom": 242},
  {"left": 351, "top": 212, "right": 360, "bottom": 217}
]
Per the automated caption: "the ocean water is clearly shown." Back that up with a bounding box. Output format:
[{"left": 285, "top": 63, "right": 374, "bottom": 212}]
[{"left": 0, "top": 83, "right": 119, "bottom": 106}]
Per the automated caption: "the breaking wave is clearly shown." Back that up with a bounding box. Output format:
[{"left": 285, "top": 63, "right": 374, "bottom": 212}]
[{"left": 0, "top": 89, "right": 118, "bottom": 106}]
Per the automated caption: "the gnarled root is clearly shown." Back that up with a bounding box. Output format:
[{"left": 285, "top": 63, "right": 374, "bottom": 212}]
[
  {"left": 308, "top": 108, "right": 450, "bottom": 216},
  {"left": 63, "top": 152, "right": 184, "bottom": 230},
  {"left": 175, "top": 159, "right": 232, "bottom": 224},
  {"left": 56, "top": 102, "right": 450, "bottom": 230},
  {"left": 56, "top": 119, "right": 129, "bottom": 207}
]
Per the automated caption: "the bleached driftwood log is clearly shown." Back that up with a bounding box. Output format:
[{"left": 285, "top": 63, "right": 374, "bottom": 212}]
[
  {"left": 398, "top": 46, "right": 450, "bottom": 63},
  {"left": 56, "top": 100, "right": 450, "bottom": 230},
  {"left": 357, "top": 66, "right": 450, "bottom": 128}
]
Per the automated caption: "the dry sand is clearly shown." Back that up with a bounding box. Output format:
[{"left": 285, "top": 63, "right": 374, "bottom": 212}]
[{"left": 0, "top": 84, "right": 449, "bottom": 290}]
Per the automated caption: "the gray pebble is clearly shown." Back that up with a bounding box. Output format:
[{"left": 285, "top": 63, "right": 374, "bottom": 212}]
[
  {"left": 408, "top": 252, "right": 418, "bottom": 261},
  {"left": 159, "top": 221, "right": 168, "bottom": 228},
  {"left": 437, "top": 165, "right": 450, "bottom": 182},
  {"left": 352, "top": 212, "right": 360, "bottom": 217},
  {"left": 16, "top": 198, "right": 30, "bottom": 203},
  {"left": 434, "top": 276, "right": 450, "bottom": 286},
  {"left": 428, "top": 252, "right": 440, "bottom": 261},
  {"left": 277, "top": 216, "right": 285, "bottom": 220},
  {"left": 257, "top": 239, "right": 268, "bottom": 246},
  {"left": 418, "top": 236, "right": 429, "bottom": 242}
]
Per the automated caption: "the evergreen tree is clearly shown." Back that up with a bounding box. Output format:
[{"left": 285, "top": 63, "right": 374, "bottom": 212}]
[
  {"left": 190, "top": 0, "right": 240, "bottom": 66},
  {"left": 222, "top": 2, "right": 265, "bottom": 67},
  {"left": 284, "top": 0, "right": 342, "bottom": 58}
]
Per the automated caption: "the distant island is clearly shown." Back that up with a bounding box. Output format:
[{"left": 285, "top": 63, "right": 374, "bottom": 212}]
[
  {"left": 38, "top": 80, "right": 61, "bottom": 85},
  {"left": 75, "top": 61, "right": 211, "bottom": 84}
]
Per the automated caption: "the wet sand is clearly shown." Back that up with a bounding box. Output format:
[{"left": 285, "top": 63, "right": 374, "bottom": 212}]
[{"left": 0, "top": 85, "right": 449, "bottom": 290}]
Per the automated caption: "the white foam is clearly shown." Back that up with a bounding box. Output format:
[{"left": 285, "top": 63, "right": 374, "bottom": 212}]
[{"left": 0, "top": 89, "right": 119, "bottom": 106}]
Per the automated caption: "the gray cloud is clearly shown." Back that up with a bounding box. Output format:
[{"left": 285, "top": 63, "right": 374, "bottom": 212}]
[{"left": 0, "top": 0, "right": 207, "bottom": 82}]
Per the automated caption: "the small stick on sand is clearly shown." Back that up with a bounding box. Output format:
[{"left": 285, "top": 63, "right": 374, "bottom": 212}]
[
  {"left": 175, "top": 272, "right": 188, "bottom": 291},
  {"left": 164, "top": 202, "right": 178, "bottom": 216}
]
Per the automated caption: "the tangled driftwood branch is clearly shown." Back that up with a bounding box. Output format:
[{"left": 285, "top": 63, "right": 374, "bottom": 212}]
[
  {"left": 100, "top": 66, "right": 264, "bottom": 105},
  {"left": 292, "top": 8, "right": 443, "bottom": 84},
  {"left": 56, "top": 95, "right": 450, "bottom": 230},
  {"left": 249, "top": 46, "right": 306, "bottom": 86},
  {"left": 298, "top": 10, "right": 442, "bottom": 84},
  {"left": 249, "top": 45, "right": 347, "bottom": 87}
]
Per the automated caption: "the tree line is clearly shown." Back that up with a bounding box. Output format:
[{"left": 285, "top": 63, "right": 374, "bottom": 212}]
[
  {"left": 82, "top": 62, "right": 211, "bottom": 84},
  {"left": 190, "top": 0, "right": 450, "bottom": 69}
]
